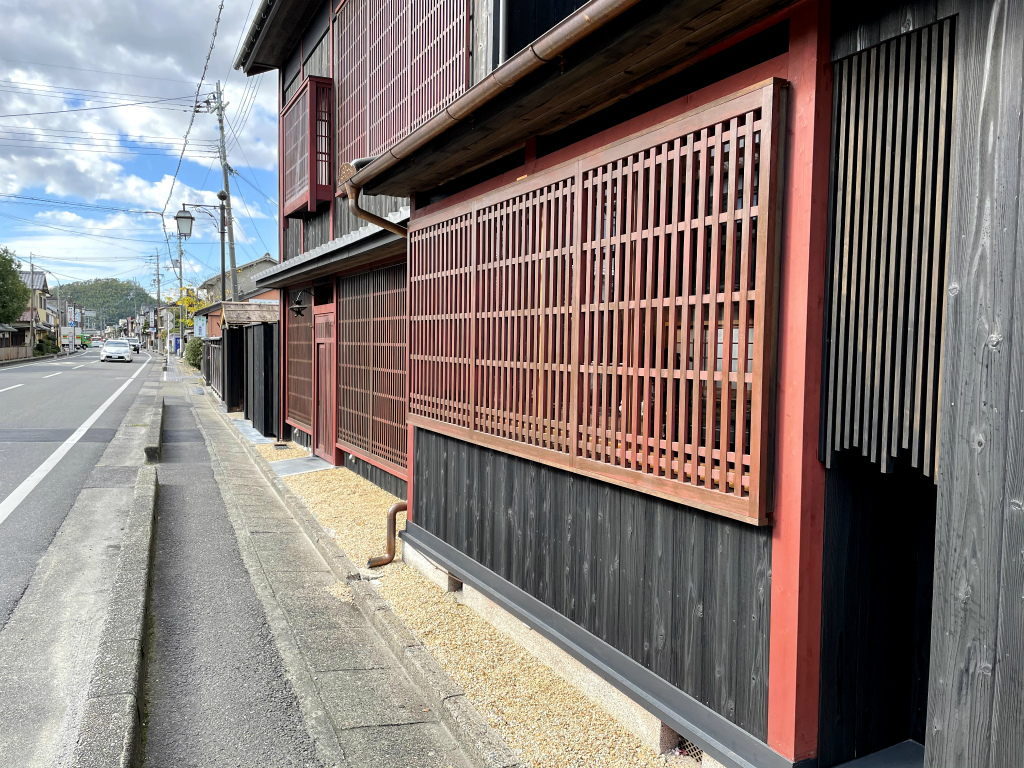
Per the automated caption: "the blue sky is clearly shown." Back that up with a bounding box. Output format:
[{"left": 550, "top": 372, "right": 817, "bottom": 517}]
[{"left": 0, "top": 0, "right": 279, "bottom": 304}]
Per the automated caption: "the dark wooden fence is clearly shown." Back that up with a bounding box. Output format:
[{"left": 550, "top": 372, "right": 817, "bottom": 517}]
[
  {"left": 244, "top": 323, "right": 280, "bottom": 438},
  {"left": 202, "top": 338, "right": 222, "bottom": 396}
]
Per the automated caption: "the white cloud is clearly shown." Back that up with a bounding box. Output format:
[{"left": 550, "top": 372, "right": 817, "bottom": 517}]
[{"left": 0, "top": 0, "right": 279, "bottom": 281}]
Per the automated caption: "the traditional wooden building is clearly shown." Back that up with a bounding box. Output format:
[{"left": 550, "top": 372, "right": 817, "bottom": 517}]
[{"left": 236, "top": 1, "right": 1024, "bottom": 766}]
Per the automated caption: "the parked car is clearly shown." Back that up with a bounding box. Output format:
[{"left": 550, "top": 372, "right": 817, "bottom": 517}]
[
  {"left": 100, "top": 339, "right": 133, "bottom": 363},
  {"left": 125, "top": 336, "right": 141, "bottom": 352}
]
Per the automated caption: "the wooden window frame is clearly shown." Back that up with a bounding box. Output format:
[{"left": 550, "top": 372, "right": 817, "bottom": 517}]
[
  {"left": 282, "top": 76, "right": 334, "bottom": 219},
  {"left": 408, "top": 79, "right": 786, "bottom": 524}
]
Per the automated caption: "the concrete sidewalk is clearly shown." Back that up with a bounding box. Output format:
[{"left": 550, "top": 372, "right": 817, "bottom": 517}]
[{"left": 146, "top": 363, "right": 475, "bottom": 768}]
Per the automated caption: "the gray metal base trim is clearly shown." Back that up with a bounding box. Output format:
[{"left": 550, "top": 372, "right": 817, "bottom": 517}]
[
  {"left": 401, "top": 523, "right": 799, "bottom": 768},
  {"left": 835, "top": 741, "right": 923, "bottom": 768}
]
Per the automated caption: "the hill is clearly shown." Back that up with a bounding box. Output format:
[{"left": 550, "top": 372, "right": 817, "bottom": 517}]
[{"left": 60, "top": 278, "right": 157, "bottom": 325}]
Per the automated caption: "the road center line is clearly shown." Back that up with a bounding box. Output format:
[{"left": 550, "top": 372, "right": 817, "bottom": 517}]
[
  {"left": 73, "top": 365, "right": 84, "bottom": 369},
  {"left": 0, "top": 384, "right": 24, "bottom": 393},
  {"left": 0, "top": 358, "right": 150, "bottom": 528},
  {"left": 42, "top": 372, "right": 63, "bottom": 378}
]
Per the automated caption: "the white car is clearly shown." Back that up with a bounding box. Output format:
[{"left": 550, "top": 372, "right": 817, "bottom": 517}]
[{"left": 100, "top": 340, "right": 133, "bottom": 362}]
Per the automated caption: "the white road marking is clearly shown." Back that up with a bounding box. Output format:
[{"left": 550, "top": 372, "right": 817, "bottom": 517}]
[
  {"left": 0, "top": 384, "right": 24, "bottom": 393},
  {"left": 0, "top": 352, "right": 85, "bottom": 371},
  {"left": 0, "top": 357, "right": 150, "bottom": 528},
  {"left": 73, "top": 365, "right": 84, "bottom": 369},
  {"left": 42, "top": 372, "right": 63, "bottom": 378}
]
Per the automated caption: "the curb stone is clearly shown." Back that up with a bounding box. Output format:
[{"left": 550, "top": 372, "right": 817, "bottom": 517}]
[
  {"left": 70, "top": 465, "right": 158, "bottom": 768},
  {"left": 207, "top": 399, "right": 522, "bottom": 768},
  {"left": 143, "top": 396, "right": 164, "bottom": 464}
]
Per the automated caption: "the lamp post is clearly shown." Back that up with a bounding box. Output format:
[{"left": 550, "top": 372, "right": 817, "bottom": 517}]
[{"left": 174, "top": 192, "right": 230, "bottom": 401}]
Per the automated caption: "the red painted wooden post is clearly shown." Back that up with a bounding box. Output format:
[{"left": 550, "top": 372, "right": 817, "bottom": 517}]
[{"left": 765, "top": 0, "right": 831, "bottom": 762}]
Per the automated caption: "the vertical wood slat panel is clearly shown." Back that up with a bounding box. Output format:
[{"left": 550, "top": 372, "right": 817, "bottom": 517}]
[
  {"left": 821, "top": 19, "right": 955, "bottom": 478},
  {"left": 336, "top": 0, "right": 367, "bottom": 166},
  {"left": 336, "top": 264, "right": 408, "bottom": 471},
  {"left": 286, "top": 287, "right": 313, "bottom": 430},
  {"left": 408, "top": 81, "right": 784, "bottom": 523}
]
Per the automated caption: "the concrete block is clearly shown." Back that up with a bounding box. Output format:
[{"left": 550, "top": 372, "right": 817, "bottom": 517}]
[
  {"left": 143, "top": 397, "right": 164, "bottom": 464},
  {"left": 87, "top": 640, "right": 141, "bottom": 698},
  {"left": 441, "top": 694, "right": 522, "bottom": 768}
]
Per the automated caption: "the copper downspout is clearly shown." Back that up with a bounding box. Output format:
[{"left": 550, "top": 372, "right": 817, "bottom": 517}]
[
  {"left": 346, "top": 0, "right": 644, "bottom": 192},
  {"left": 367, "top": 501, "right": 407, "bottom": 568},
  {"left": 338, "top": 156, "right": 409, "bottom": 238}
]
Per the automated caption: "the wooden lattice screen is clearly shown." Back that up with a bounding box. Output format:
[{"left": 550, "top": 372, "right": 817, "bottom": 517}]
[
  {"left": 337, "top": 265, "right": 408, "bottom": 471},
  {"left": 282, "top": 93, "right": 309, "bottom": 213},
  {"left": 367, "top": 0, "right": 409, "bottom": 156},
  {"left": 286, "top": 288, "right": 313, "bottom": 431},
  {"left": 821, "top": 19, "right": 954, "bottom": 479},
  {"left": 409, "top": 80, "right": 785, "bottom": 523},
  {"left": 336, "top": 0, "right": 367, "bottom": 166},
  {"left": 409, "top": 0, "right": 468, "bottom": 132},
  {"left": 346, "top": 0, "right": 467, "bottom": 159},
  {"left": 282, "top": 77, "right": 333, "bottom": 218}
]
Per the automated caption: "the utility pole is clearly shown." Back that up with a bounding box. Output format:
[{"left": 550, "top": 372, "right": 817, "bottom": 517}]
[
  {"left": 176, "top": 236, "right": 185, "bottom": 356},
  {"left": 213, "top": 81, "right": 239, "bottom": 300},
  {"left": 154, "top": 251, "right": 162, "bottom": 354},
  {"left": 28, "top": 253, "right": 35, "bottom": 351}
]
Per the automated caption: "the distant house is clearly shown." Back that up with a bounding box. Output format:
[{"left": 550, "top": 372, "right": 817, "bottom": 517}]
[
  {"left": 198, "top": 254, "right": 278, "bottom": 303},
  {"left": 12, "top": 271, "right": 51, "bottom": 348}
]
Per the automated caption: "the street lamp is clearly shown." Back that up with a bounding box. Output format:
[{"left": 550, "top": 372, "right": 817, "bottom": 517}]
[
  {"left": 174, "top": 206, "right": 195, "bottom": 239},
  {"left": 173, "top": 192, "right": 230, "bottom": 302}
]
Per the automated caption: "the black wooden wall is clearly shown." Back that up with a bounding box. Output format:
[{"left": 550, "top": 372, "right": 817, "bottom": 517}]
[
  {"left": 818, "top": 452, "right": 936, "bottom": 767},
  {"left": 413, "top": 428, "right": 771, "bottom": 741},
  {"left": 342, "top": 451, "right": 407, "bottom": 499},
  {"left": 831, "top": 1, "right": 1024, "bottom": 766}
]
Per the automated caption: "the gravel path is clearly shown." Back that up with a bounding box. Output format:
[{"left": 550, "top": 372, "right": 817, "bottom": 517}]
[{"left": 284, "top": 467, "right": 688, "bottom": 768}]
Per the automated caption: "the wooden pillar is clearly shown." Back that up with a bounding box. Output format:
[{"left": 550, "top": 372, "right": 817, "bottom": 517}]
[{"left": 765, "top": 0, "right": 831, "bottom": 762}]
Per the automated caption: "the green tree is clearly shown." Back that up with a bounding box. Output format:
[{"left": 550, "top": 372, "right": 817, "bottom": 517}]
[
  {"left": 60, "top": 278, "right": 157, "bottom": 326},
  {"left": 0, "top": 247, "right": 31, "bottom": 325}
]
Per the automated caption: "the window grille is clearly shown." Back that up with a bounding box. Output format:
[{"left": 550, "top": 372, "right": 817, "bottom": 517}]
[
  {"left": 408, "top": 80, "right": 785, "bottom": 523},
  {"left": 286, "top": 288, "right": 314, "bottom": 430},
  {"left": 337, "top": 264, "right": 408, "bottom": 471},
  {"left": 336, "top": 0, "right": 368, "bottom": 167},
  {"left": 281, "top": 77, "right": 333, "bottom": 218},
  {"left": 347, "top": 0, "right": 467, "bottom": 159}
]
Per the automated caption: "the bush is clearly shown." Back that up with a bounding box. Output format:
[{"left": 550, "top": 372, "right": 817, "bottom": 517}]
[
  {"left": 34, "top": 337, "right": 59, "bottom": 356},
  {"left": 184, "top": 336, "right": 203, "bottom": 369}
]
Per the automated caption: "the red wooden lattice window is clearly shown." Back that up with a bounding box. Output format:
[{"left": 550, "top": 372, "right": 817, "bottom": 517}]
[
  {"left": 408, "top": 80, "right": 785, "bottom": 523},
  {"left": 286, "top": 287, "right": 314, "bottom": 431},
  {"left": 351, "top": 0, "right": 467, "bottom": 158},
  {"left": 337, "top": 265, "right": 408, "bottom": 471},
  {"left": 367, "top": 0, "right": 409, "bottom": 157},
  {"left": 336, "top": 0, "right": 367, "bottom": 167},
  {"left": 409, "top": 0, "right": 468, "bottom": 132},
  {"left": 282, "top": 77, "right": 333, "bottom": 218}
]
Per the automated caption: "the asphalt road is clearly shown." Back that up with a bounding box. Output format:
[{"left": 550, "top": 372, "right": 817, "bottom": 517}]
[{"left": 0, "top": 348, "right": 153, "bottom": 630}]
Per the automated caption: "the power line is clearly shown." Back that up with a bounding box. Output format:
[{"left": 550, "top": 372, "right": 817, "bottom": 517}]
[
  {"left": 0, "top": 93, "right": 210, "bottom": 119},
  {"left": 0, "top": 193, "right": 162, "bottom": 215},
  {"left": 0, "top": 78, "right": 199, "bottom": 101},
  {"left": 0, "top": 124, "right": 218, "bottom": 143},
  {"left": 0, "top": 57, "right": 197, "bottom": 84},
  {"left": 161, "top": 0, "right": 225, "bottom": 235}
]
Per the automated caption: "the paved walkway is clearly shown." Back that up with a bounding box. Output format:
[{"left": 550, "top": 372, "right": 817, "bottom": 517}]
[{"left": 143, "top": 365, "right": 473, "bottom": 768}]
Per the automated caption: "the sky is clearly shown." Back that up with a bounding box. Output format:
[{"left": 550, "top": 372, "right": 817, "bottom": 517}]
[{"left": 0, "top": 0, "right": 279, "bottom": 304}]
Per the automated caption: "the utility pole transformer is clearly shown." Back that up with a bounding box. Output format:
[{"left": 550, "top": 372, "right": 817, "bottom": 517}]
[{"left": 214, "top": 81, "right": 239, "bottom": 301}]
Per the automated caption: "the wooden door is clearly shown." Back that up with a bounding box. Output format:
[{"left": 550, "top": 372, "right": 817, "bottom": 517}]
[{"left": 313, "top": 310, "right": 335, "bottom": 461}]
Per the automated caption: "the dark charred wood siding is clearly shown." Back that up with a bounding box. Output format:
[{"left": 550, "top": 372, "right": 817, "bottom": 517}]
[
  {"left": 283, "top": 221, "right": 302, "bottom": 260},
  {"left": 342, "top": 451, "right": 408, "bottom": 499},
  {"left": 818, "top": 452, "right": 935, "bottom": 767},
  {"left": 303, "top": 208, "right": 332, "bottom": 251},
  {"left": 413, "top": 427, "right": 771, "bottom": 740}
]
